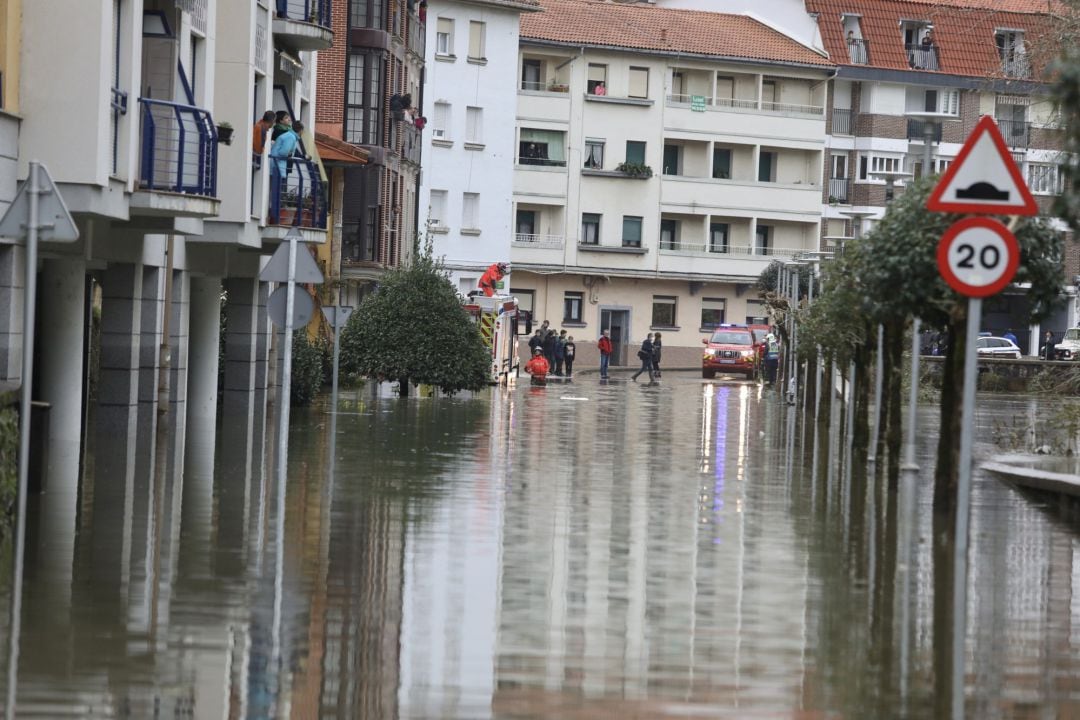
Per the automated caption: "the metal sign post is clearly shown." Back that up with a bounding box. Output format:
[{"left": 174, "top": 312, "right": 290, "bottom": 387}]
[
  {"left": 0, "top": 161, "right": 79, "bottom": 720},
  {"left": 321, "top": 305, "right": 353, "bottom": 410}
]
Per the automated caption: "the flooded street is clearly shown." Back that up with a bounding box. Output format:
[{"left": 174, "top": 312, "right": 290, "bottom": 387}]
[{"left": 2, "top": 372, "right": 1080, "bottom": 718}]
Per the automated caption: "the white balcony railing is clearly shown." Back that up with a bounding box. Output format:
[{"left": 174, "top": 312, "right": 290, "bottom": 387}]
[
  {"left": 659, "top": 243, "right": 808, "bottom": 259},
  {"left": 665, "top": 95, "right": 822, "bottom": 115},
  {"left": 513, "top": 233, "right": 564, "bottom": 248}
]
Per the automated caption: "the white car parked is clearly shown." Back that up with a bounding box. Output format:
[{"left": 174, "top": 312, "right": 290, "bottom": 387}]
[{"left": 976, "top": 336, "right": 1022, "bottom": 360}]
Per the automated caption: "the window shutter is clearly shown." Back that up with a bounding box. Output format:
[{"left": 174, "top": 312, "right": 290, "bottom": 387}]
[
  {"left": 463, "top": 192, "right": 479, "bottom": 228},
  {"left": 466, "top": 107, "right": 482, "bottom": 143},
  {"left": 629, "top": 67, "right": 648, "bottom": 98},
  {"left": 468, "top": 21, "right": 484, "bottom": 59}
]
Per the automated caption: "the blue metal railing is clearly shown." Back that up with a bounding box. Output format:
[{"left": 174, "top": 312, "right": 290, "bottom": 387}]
[
  {"left": 268, "top": 157, "right": 327, "bottom": 229},
  {"left": 138, "top": 98, "right": 218, "bottom": 197},
  {"left": 276, "top": 0, "right": 331, "bottom": 28}
]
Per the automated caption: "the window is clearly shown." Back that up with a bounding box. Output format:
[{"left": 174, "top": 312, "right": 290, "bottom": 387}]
[
  {"left": 660, "top": 218, "right": 678, "bottom": 249},
  {"left": 709, "top": 222, "right": 729, "bottom": 253},
  {"left": 349, "top": 0, "right": 383, "bottom": 29},
  {"left": 755, "top": 224, "right": 772, "bottom": 255},
  {"left": 468, "top": 21, "right": 485, "bottom": 60},
  {"left": 564, "top": 292, "right": 584, "bottom": 323},
  {"left": 716, "top": 75, "right": 734, "bottom": 104},
  {"left": 429, "top": 190, "right": 447, "bottom": 227},
  {"left": 758, "top": 151, "right": 776, "bottom": 182},
  {"left": 762, "top": 80, "right": 777, "bottom": 105},
  {"left": 713, "top": 148, "right": 731, "bottom": 179},
  {"left": 622, "top": 216, "right": 643, "bottom": 247},
  {"left": 582, "top": 213, "right": 601, "bottom": 244},
  {"left": 516, "top": 209, "right": 536, "bottom": 236},
  {"left": 996, "top": 30, "right": 1027, "bottom": 76},
  {"left": 746, "top": 299, "right": 768, "bottom": 325},
  {"left": 466, "top": 106, "right": 483, "bottom": 144},
  {"left": 584, "top": 139, "right": 605, "bottom": 169},
  {"left": 925, "top": 88, "right": 959, "bottom": 115},
  {"left": 663, "top": 144, "right": 680, "bottom": 175},
  {"left": 519, "top": 128, "right": 566, "bottom": 166},
  {"left": 522, "top": 59, "right": 541, "bottom": 91},
  {"left": 436, "top": 18, "right": 453, "bottom": 55},
  {"left": 462, "top": 192, "right": 479, "bottom": 230},
  {"left": 588, "top": 63, "right": 607, "bottom": 93},
  {"left": 701, "top": 298, "right": 726, "bottom": 329},
  {"left": 625, "top": 140, "right": 646, "bottom": 165},
  {"left": 860, "top": 154, "right": 902, "bottom": 180},
  {"left": 432, "top": 101, "right": 450, "bottom": 139},
  {"left": 345, "top": 53, "right": 383, "bottom": 145},
  {"left": 651, "top": 296, "right": 677, "bottom": 328},
  {"left": 458, "top": 277, "right": 478, "bottom": 296},
  {"left": 1027, "top": 163, "right": 1063, "bottom": 195},
  {"left": 629, "top": 66, "right": 649, "bottom": 98}
]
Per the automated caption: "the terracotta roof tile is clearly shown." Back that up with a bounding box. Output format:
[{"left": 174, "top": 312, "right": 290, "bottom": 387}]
[
  {"left": 808, "top": 0, "right": 1059, "bottom": 79},
  {"left": 521, "top": 0, "right": 833, "bottom": 67}
]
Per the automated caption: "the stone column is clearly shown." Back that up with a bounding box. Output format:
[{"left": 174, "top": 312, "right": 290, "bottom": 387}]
[
  {"left": 38, "top": 257, "right": 87, "bottom": 446},
  {"left": 186, "top": 275, "right": 221, "bottom": 425},
  {"left": 223, "top": 277, "right": 269, "bottom": 411},
  {"left": 0, "top": 244, "right": 25, "bottom": 385}
]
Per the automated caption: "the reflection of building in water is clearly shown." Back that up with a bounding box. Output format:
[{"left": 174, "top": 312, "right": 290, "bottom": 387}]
[{"left": 494, "top": 384, "right": 810, "bottom": 710}]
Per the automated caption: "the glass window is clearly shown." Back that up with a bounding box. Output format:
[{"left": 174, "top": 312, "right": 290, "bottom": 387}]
[
  {"left": 516, "top": 209, "right": 536, "bottom": 236},
  {"left": 432, "top": 101, "right": 450, "bottom": 139},
  {"left": 755, "top": 224, "right": 772, "bottom": 255},
  {"left": 746, "top": 299, "right": 768, "bottom": 325},
  {"left": 519, "top": 128, "right": 566, "bottom": 165},
  {"left": 625, "top": 141, "right": 646, "bottom": 165},
  {"left": 709, "top": 222, "right": 729, "bottom": 253},
  {"left": 588, "top": 63, "right": 607, "bottom": 93},
  {"left": 436, "top": 18, "right": 453, "bottom": 55},
  {"left": 468, "top": 21, "right": 485, "bottom": 59},
  {"left": 1027, "top": 163, "right": 1062, "bottom": 195},
  {"left": 651, "top": 295, "right": 677, "bottom": 327},
  {"left": 622, "top": 216, "right": 643, "bottom": 247},
  {"left": 628, "top": 66, "right": 649, "bottom": 98},
  {"left": 713, "top": 147, "right": 731, "bottom": 179},
  {"left": 466, "top": 106, "right": 482, "bottom": 143},
  {"left": 701, "top": 298, "right": 726, "bottom": 329},
  {"left": 660, "top": 218, "right": 677, "bottom": 249},
  {"left": 462, "top": 192, "right": 479, "bottom": 229},
  {"left": 663, "top": 144, "right": 680, "bottom": 175},
  {"left": 429, "top": 190, "right": 447, "bottom": 226},
  {"left": 521, "top": 59, "right": 541, "bottom": 91},
  {"left": 564, "top": 292, "right": 583, "bottom": 323},
  {"left": 758, "top": 151, "right": 776, "bottom": 182},
  {"left": 581, "top": 213, "right": 600, "bottom": 244},
  {"left": 584, "top": 139, "right": 604, "bottom": 169}
]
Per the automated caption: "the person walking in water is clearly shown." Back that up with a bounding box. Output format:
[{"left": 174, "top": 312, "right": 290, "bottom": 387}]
[
  {"left": 632, "top": 334, "right": 655, "bottom": 382},
  {"left": 651, "top": 332, "right": 663, "bottom": 378},
  {"left": 598, "top": 329, "right": 613, "bottom": 379},
  {"left": 525, "top": 347, "right": 550, "bottom": 386}
]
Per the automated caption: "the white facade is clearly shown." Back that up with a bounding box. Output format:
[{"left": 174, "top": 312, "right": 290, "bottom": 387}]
[
  {"left": 511, "top": 41, "right": 830, "bottom": 356},
  {"left": 420, "top": 0, "right": 533, "bottom": 295}
]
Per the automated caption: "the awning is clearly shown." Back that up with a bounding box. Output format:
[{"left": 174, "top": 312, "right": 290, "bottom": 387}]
[{"left": 314, "top": 132, "right": 370, "bottom": 166}]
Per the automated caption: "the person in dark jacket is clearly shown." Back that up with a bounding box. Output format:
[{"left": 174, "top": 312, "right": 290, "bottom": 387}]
[
  {"left": 564, "top": 336, "right": 577, "bottom": 378},
  {"left": 651, "top": 332, "right": 663, "bottom": 378},
  {"left": 553, "top": 330, "right": 567, "bottom": 376},
  {"left": 528, "top": 329, "right": 544, "bottom": 355},
  {"left": 632, "top": 334, "right": 655, "bottom": 382},
  {"left": 543, "top": 328, "right": 558, "bottom": 369},
  {"left": 1043, "top": 330, "right": 1056, "bottom": 361}
]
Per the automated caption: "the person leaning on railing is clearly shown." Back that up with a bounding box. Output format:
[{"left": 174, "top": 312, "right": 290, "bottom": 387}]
[
  {"left": 269, "top": 119, "right": 301, "bottom": 224},
  {"left": 253, "top": 110, "right": 276, "bottom": 155}
]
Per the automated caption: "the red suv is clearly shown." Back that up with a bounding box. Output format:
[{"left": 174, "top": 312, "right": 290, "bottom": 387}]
[{"left": 702, "top": 325, "right": 757, "bottom": 379}]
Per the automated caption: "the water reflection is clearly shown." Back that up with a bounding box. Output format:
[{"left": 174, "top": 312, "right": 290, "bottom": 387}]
[{"left": 1, "top": 378, "right": 1080, "bottom": 717}]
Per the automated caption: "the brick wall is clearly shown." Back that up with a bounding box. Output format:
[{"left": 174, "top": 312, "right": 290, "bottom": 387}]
[
  {"left": 315, "top": 0, "right": 348, "bottom": 129},
  {"left": 1030, "top": 126, "right": 1065, "bottom": 152},
  {"left": 849, "top": 182, "right": 886, "bottom": 207},
  {"left": 855, "top": 113, "right": 906, "bottom": 140}
]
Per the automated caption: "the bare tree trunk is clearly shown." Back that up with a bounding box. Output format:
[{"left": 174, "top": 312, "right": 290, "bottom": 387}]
[
  {"left": 934, "top": 308, "right": 967, "bottom": 517},
  {"left": 852, "top": 337, "right": 873, "bottom": 471},
  {"left": 885, "top": 319, "right": 905, "bottom": 492}
]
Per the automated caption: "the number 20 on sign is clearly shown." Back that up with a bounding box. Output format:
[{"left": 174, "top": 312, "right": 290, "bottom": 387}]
[{"left": 936, "top": 216, "right": 1019, "bottom": 297}]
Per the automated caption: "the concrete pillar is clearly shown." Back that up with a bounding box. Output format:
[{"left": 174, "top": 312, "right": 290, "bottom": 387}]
[
  {"left": 186, "top": 275, "right": 222, "bottom": 424},
  {"left": 165, "top": 269, "right": 190, "bottom": 473},
  {"left": 223, "top": 277, "right": 268, "bottom": 410},
  {"left": 38, "top": 257, "right": 87, "bottom": 446},
  {"left": 1029, "top": 322, "right": 1041, "bottom": 357},
  {"left": 0, "top": 244, "right": 25, "bottom": 384},
  {"left": 135, "top": 265, "right": 164, "bottom": 479}
]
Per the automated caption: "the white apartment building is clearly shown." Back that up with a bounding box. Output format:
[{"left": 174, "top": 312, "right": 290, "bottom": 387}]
[
  {"left": 420, "top": 0, "right": 539, "bottom": 296},
  {"left": 510, "top": 0, "right": 833, "bottom": 365}
]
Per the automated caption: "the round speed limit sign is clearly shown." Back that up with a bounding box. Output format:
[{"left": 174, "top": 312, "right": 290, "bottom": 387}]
[{"left": 937, "top": 217, "right": 1020, "bottom": 298}]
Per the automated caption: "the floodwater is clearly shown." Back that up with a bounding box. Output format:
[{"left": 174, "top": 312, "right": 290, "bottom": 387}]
[{"left": 1, "top": 372, "right": 1079, "bottom": 718}]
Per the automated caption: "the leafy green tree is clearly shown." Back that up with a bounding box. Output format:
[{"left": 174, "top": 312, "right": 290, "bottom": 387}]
[
  {"left": 339, "top": 252, "right": 490, "bottom": 396},
  {"left": 290, "top": 330, "right": 328, "bottom": 406}
]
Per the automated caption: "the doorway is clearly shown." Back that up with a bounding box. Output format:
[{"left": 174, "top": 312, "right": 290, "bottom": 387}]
[{"left": 600, "top": 308, "right": 630, "bottom": 366}]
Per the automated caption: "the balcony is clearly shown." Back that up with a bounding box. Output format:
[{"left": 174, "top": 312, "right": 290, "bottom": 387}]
[
  {"left": 273, "top": 0, "right": 333, "bottom": 51},
  {"left": 827, "top": 178, "right": 850, "bottom": 204},
  {"left": 831, "top": 108, "right": 853, "bottom": 135},
  {"left": 342, "top": 222, "right": 379, "bottom": 266},
  {"left": 907, "top": 119, "right": 943, "bottom": 142},
  {"left": 268, "top": 157, "right": 327, "bottom": 233},
  {"left": 512, "top": 233, "right": 564, "bottom": 249},
  {"left": 847, "top": 38, "right": 870, "bottom": 65},
  {"left": 905, "top": 43, "right": 940, "bottom": 71},
  {"left": 517, "top": 156, "right": 566, "bottom": 168},
  {"left": 997, "top": 119, "right": 1031, "bottom": 148},
  {"left": 1001, "top": 55, "right": 1030, "bottom": 79},
  {"left": 393, "top": 122, "right": 422, "bottom": 165},
  {"left": 135, "top": 98, "right": 220, "bottom": 216}
]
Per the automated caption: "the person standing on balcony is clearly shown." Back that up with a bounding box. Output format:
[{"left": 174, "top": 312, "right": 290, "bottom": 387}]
[
  {"left": 253, "top": 110, "right": 276, "bottom": 155},
  {"left": 272, "top": 111, "right": 291, "bottom": 141},
  {"left": 269, "top": 119, "right": 300, "bottom": 224}
]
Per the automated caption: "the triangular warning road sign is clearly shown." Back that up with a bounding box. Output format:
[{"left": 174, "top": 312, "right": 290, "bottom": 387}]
[
  {"left": 0, "top": 164, "right": 80, "bottom": 243},
  {"left": 259, "top": 240, "right": 325, "bottom": 284},
  {"left": 927, "top": 115, "right": 1037, "bottom": 216}
]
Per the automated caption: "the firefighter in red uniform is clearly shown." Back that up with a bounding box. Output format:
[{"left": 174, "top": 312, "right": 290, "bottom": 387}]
[
  {"left": 524, "top": 347, "right": 550, "bottom": 386},
  {"left": 478, "top": 262, "right": 509, "bottom": 297}
]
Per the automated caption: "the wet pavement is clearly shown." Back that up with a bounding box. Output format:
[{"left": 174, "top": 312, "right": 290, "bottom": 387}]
[{"left": 1, "top": 372, "right": 1080, "bottom": 718}]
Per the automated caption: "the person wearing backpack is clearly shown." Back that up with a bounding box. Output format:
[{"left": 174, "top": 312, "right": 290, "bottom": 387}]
[{"left": 632, "top": 334, "right": 655, "bottom": 382}]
